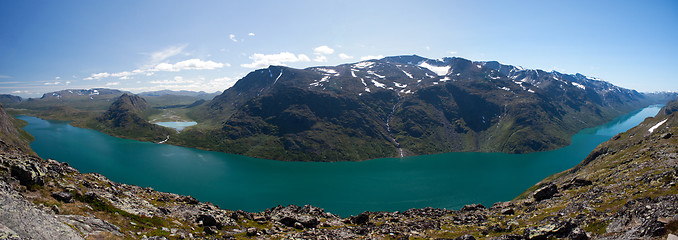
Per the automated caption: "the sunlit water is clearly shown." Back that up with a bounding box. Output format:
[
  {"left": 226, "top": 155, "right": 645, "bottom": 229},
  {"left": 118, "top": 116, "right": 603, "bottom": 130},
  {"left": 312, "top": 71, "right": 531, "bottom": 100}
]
[{"left": 18, "top": 105, "right": 661, "bottom": 217}]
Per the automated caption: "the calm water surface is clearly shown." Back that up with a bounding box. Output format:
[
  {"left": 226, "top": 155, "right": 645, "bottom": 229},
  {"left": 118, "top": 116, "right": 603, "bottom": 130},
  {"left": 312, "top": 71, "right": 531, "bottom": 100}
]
[
  {"left": 154, "top": 121, "right": 197, "bottom": 131},
  {"left": 18, "top": 105, "right": 661, "bottom": 217}
]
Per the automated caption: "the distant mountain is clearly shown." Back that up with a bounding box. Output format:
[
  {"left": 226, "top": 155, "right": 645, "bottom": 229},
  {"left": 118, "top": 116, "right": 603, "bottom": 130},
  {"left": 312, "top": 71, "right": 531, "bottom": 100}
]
[
  {"left": 10, "top": 88, "right": 129, "bottom": 112},
  {"left": 173, "top": 55, "right": 669, "bottom": 161},
  {"left": 139, "top": 90, "right": 221, "bottom": 100},
  {"left": 87, "top": 93, "right": 172, "bottom": 142},
  {"left": 0, "top": 94, "right": 22, "bottom": 105}
]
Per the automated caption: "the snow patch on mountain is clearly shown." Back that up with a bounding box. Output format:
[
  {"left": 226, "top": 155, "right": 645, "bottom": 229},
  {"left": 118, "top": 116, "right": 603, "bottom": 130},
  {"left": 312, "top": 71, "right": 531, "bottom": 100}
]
[
  {"left": 418, "top": 61, "right": 450, "bottom": 76},
  {"left": 353, "top": 61, "right": 375, "bottom": 69},
  {"left": 372, "top": 80, "right": 386, "bottom": 88},
  {"left": 572, "top": 82, "right": 586, "bottom": 90}
]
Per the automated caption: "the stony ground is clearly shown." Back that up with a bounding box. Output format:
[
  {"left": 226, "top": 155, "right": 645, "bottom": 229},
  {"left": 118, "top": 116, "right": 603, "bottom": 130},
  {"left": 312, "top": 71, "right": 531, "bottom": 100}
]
[{"left": 0, "top": 102, "right": 678, "bottom": 239}]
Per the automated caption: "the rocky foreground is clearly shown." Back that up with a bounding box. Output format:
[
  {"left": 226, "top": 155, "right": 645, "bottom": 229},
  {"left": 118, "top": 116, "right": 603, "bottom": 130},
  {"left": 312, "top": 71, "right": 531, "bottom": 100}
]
[{"left": 1, "top": 100, "right": 678, "bottom": 239}]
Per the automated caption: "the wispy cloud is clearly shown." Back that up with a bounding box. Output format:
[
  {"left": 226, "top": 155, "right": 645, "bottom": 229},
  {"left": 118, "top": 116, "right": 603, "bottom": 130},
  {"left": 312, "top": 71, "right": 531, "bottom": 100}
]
[
  {"left": 44, "top": 81, "right": 62, "bottom": 85},
  {"left": 339, "top": 53, "right": 353, "bottom": 60},
  {"left": 84, "top": 72, "right": 111, "bottom": 80},
  {"left": 248, "top": 33, "right": 255, "bottom": 36},
  {"left": 83, "top": 59, "right": 227, "bottom": 80},
  {"left": 0, "top": 75, "right": 13, "bottom": 79},
  {"left": 151, "top": 59, "right": 226, "bottom": 72},
  {"left": 229, "top": 34, "right": 238, "bottom": 42},
  {"left": 105, "top": 82, "right": 120, "bottom": 86},
  {"left": 150, "top": 44, "right": 187, "bottom": 63},
  {"left": 313, "top": 45, "right": 334, "bottom": 55},
  {"left": 241, "top": 52, "right": 311, "bottom": 68}
]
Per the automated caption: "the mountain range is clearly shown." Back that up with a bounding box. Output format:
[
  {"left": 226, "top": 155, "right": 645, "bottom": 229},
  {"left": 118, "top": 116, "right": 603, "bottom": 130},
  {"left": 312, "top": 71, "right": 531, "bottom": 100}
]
[
  {"left": 2, "top": 55, "right": 675, "bottom": 161},
  {"left": 172, "top": 55, "right": 671, "bottom": 161}
]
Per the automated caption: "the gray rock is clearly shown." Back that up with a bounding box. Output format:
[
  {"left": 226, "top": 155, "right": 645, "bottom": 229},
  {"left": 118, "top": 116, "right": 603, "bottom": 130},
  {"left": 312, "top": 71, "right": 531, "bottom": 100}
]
[
  {"left": 57, "top": 215, "right": 123, "bottom": 237},
  {"left": 51, "top": 191, "right": 73, "bottom": 203},
  {"left": 10, "top": 161, "right": 45, "bottom": 186},
  {"left": 501, "top": 208, "right": 515, "bottom": 215},
  {"left": 454, "top": 234, "right": 476, "bottom": 240},
  {"left": 0, "top": 181, "right": 83, "bottom": 240},
  {"left": 460, "top": 204, "right": 486, "bottom": 212},
  {"left": 568, "top": 227, "right": 588, "bottom": 240},
  {"left": 523, "top": 220, "right": 575, "bottom": 239},
  {"left": 533, "top": 184, "right": 558, "bottom": 201},
  {"left": 246, "top": 227, "right": 257, "bottom": 236}
]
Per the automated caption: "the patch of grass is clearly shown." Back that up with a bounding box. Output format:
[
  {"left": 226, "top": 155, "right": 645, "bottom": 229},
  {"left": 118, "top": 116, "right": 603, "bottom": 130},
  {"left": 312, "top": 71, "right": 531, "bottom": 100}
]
[
  {"left": 583, "top": 220, "right": 609, "bottom": 235},
  {"left": 72, "top": 191, "right": 167, "bottom": 227}
]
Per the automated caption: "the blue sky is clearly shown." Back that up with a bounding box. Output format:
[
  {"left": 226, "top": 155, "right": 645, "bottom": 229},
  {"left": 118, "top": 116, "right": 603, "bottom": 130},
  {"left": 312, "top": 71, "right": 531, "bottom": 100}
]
[{"left": 1, "top": 0, "right": 676, "bottom": 97}]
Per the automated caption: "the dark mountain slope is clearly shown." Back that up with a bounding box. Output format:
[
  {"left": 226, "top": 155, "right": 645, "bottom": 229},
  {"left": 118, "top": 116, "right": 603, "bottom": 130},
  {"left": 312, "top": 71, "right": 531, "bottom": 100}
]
[
  {"left": 86, "top": 93, "right": 172, "bottom": 142},
  {"left": 0, "top": 104, "right": 33, "bottom": 154},
  {"left": 179, "top": 55, "right": 667, "bottom": 161}
]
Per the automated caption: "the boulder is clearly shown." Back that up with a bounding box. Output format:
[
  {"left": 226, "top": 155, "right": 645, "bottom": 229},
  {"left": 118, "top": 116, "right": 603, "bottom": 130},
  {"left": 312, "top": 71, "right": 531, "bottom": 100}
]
[
  {"left": 533, "top": 184, "right": 558, "bottom": 201},
  {"left": 196, "top": 214, "right": 221, "bottom": 228},
  {"left": 10, "top": 161, "right": 45, "bottom": 186},
  {"left": 501, "top": 208, "right": 515, "bottom": 215},
  {"left": 51, "top": 191, "right": 74, "bottom": 203},
  {"left": 460, "top": 204, "right": 486, "bottom": 212},
  {"left": 523, "top": 220, "right": 575, "bottom": 239},
  {"left": 350, "top": 212, "right": 370, "bottom": 225}
]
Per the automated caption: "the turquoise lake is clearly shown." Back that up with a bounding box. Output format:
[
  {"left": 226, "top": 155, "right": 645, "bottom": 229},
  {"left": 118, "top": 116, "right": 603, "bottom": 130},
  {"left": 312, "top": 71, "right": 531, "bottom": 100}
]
[{"left": 18, "top": 105, "right": 661, "bottom": 217}]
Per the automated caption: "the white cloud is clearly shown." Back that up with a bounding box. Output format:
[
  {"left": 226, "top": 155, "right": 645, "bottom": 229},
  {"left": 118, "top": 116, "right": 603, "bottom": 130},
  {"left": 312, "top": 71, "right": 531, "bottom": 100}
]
[
  {"left": 313, "top": 45, "right": 334, "bottom": 55},
  {"left": 425, "top": 46, "right": 430, "bottom": 51},
  {"left": 105, "top": 82, "right": 120, "bottom": 86},
  {"left": 65, "top": 81, "right": 71, "bottom": 85},
  {"left": 314, "top": 55, "right": 328, "bottom": 62},
  {"left": 449, "top": 51, "right": 457, "bottom": 55},
  {"left": 360, "top": 55, "right": 385, "bottom": 61},
  {"left": 229, "top": 34, "right": 238, "bottom": 42},
  {"left": 0, "top": 75, "right": 12, "bottom": 79},
  {"left": 12, "top": 90, "right": 27, "bottom": 94},
  {"left": 44, "top": 81, "right": 61, "bottom": 85},
  {"left": 84, "top": 72, "right": 110, "bottom": 80},
  {"left": 248, "top": 32, "right": 255, "bottom": 36},
  {"left": 151, "top": 59, "right": 225, "bottom": 72},
  {"left": 150, "top": 44, "right": 187, "bottom": 63},
  {"left": 55, "top": 76, "right": 61, "bottom": 80},
  {"left": 241, "top": 52, "right": 311, "bottom": 68},
  {"left": 339, "top": 53, "right": 353, "bottom": 59}
]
